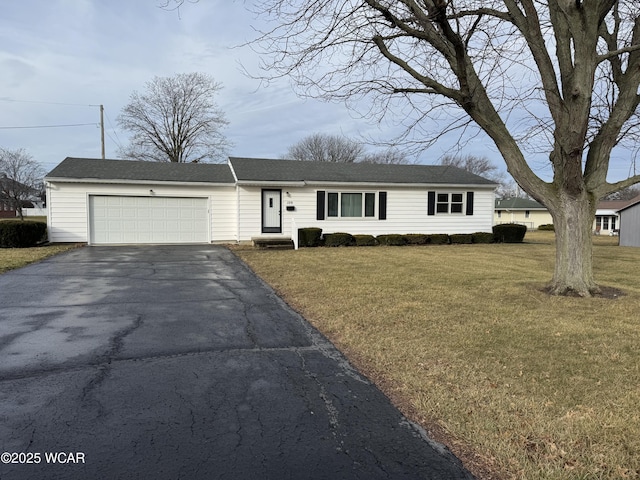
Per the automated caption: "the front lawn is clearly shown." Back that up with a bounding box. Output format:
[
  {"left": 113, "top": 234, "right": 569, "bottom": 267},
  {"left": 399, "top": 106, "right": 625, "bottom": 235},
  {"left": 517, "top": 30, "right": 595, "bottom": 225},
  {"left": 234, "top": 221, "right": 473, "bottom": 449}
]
[
  {"left": 234, "top": 231, "right": 639, "bottom": 480},
  {"left": 0, "top": 244, "right": 81, "bottom": 274}
]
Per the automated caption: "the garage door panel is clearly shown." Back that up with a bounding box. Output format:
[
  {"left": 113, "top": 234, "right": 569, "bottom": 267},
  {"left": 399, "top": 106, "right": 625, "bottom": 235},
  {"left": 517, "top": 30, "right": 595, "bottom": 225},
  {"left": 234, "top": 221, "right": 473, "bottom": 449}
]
[{"left": 89, "top": 196, "right": 209, "bottom": 244}]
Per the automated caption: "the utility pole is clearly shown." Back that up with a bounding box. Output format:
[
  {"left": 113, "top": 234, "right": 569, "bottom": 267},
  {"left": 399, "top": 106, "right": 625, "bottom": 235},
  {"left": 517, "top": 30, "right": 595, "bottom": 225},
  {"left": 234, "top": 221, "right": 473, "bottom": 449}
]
[{"left": 100, "top": 105, "right": 105, "bottom": 159}]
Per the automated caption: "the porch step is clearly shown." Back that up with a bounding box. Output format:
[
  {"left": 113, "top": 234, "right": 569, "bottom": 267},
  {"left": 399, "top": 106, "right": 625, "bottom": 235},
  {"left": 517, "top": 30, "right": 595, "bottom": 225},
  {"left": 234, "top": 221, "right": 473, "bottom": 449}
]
[{"left": 251, "top": 237, "right": 295, "bottom": 250}]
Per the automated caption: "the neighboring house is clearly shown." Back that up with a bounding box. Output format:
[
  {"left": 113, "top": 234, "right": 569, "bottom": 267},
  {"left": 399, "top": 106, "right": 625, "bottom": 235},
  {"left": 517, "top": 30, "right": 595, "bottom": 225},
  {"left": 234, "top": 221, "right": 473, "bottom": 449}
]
[
  {"left": 592, "top": 196, "right": 640, "bottom": 235},
  {"left": 594, "top": 199, "right": 628, "bottom": 235},
  {"left": 0, "top": 175, "right": 42, "bottom": 218},
  {"left": 618, "top": 197, "right": 640, "bottom": 247},
  {"left": 494, "top": 197, "right": 553, "bottom": 229},
  {"left": 45, "top": 157, "right": 498, "bottom": 245},
  {"left": 0, "top": 176, "right": 17, "bottom": 218}
]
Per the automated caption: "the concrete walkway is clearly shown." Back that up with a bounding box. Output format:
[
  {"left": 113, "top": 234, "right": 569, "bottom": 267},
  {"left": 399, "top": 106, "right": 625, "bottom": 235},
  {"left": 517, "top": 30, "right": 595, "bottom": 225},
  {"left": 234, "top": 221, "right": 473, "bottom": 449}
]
[{"left": 0, "top": 245, "right": 473, "bottom": 479}]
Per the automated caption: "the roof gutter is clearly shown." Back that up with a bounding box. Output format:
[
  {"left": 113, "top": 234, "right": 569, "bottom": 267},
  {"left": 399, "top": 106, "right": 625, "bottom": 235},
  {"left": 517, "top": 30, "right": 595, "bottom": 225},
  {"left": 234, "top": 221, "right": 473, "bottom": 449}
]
[
  {"left": 44, "top": 177, "right": 236, "bottom": 187},
  {"left": 303, "top": 181, "right": 499, "bottom": 189}
]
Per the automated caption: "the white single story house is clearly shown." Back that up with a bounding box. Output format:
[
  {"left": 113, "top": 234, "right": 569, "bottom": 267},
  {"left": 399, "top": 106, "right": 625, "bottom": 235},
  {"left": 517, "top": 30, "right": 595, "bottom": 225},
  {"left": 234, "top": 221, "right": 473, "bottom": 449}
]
[
  {"left": 45, "top": 157, "right": 497, "bottom": 246},
  {"left": 618, "top": 197, "right": 640, "bottom": 247}
]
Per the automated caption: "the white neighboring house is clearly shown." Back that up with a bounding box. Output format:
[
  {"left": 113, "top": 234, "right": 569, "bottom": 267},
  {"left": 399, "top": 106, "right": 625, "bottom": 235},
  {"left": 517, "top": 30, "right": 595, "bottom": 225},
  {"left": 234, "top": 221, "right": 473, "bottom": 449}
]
[
  {"left": 593, "top": 198, "right": 640, "bottom": 235},
  {"left": 45, "top": 157, "right": 497, "bottom": 245}
]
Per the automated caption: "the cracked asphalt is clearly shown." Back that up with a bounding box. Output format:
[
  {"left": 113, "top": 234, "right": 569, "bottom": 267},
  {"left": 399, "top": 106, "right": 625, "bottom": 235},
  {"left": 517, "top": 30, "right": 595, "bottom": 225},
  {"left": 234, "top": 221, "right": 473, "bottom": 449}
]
[{"left": 0, "top": 245, "right": 474, "bottom": 479}]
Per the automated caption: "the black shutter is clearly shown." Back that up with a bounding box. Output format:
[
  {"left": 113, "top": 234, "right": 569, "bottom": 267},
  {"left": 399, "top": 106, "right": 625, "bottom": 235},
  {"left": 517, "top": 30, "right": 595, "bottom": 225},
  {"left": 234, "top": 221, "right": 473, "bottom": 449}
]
[
  {"left": 379, "top": 191, "right": 387, "bottom": 220},
  {"left": 466, "top": 191, "right": 474, "bottom": 215},
  {"left": 427, "top": 191, "right": 436, "bottom": 216},
  {"left": 316, "top": 191, "right": 325, "bottom": 220}
]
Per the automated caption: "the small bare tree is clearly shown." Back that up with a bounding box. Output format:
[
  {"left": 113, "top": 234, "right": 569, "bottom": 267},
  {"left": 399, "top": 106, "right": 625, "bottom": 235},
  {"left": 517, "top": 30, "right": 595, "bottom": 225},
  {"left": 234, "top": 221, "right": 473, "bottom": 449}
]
[
  {"left": 286, "top": 133, "right": 409, "bottom": 163},
  {"left": 439, "top": 154, "right": 505, "bottom": 183},
  {"left": 603, "top": 184, "right": 640, "bottom": 201},
  {"left": 118, "top": 73, "right": 230, "bottom": 163},
  {"left": 286, "top": 133, "right": 365, "bottom": 162},
  {"left": 0, "top": 148, "right": 44, "bottom": 220},
  {"left": 250, "top": 1, "right": 640, "bottom": 296},
  {"left": 361, "top": 148, "right": 410, "bottom": 164}
]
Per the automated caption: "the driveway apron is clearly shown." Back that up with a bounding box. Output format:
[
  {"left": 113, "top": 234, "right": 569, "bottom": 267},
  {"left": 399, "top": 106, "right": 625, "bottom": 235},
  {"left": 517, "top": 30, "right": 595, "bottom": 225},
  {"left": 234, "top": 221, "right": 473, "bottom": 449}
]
[{"left": 0, "top": 245, "right": 473, "bottom": 479}]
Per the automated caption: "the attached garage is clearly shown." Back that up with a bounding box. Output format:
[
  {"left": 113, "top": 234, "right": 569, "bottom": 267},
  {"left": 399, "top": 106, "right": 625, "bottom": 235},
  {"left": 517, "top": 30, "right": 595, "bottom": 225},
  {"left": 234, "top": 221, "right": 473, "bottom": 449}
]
[
  {"left": 45, "top": 158, "right": 237, "bottom": 245},
  {"left": 89, "top": 195, "right": 209, "bottom": 244}
]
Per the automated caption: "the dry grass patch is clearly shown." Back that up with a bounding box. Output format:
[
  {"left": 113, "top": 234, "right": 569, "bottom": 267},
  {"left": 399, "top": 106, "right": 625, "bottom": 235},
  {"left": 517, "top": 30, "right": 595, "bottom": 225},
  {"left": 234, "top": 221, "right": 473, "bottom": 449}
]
[
  {"left": 0, "top": 244, "right": 81, "bottom": 274},
  {"left": 233, "top": 233, "right": 640, "bottom": 480}
]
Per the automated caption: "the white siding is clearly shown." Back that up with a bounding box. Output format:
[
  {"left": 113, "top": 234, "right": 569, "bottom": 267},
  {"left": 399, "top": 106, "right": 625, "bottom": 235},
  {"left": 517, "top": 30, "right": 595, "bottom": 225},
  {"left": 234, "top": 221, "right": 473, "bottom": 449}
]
[
  {"left": 46, "top": 182, "right": 236, "bottom": 243},
  {"left": 238, "top": 185, "right": 494, "bottom": 241}
]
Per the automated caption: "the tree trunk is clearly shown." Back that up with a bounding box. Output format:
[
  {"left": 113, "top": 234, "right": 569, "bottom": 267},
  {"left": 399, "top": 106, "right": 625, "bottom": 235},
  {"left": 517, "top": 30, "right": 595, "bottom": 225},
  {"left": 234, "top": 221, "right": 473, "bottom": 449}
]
[{"left": 547, "top": 194, "right": 599, "bottom": 296}]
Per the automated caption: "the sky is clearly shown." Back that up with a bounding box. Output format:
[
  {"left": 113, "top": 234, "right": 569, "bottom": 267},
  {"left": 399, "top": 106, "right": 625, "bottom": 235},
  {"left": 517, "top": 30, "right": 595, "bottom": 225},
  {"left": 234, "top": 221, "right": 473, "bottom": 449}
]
[{"left": 0, "top": 0, "right": 637, "bottom": 183}]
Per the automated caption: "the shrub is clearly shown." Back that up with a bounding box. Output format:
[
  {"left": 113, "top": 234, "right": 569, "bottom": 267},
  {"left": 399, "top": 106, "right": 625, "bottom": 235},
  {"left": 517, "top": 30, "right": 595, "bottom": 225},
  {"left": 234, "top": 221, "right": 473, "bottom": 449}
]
[
  {"left": 427, "top": 234, "right": 450, "bottom": 245},
  {"left": 353, "top": 234, "right": 377, "bottom": 246},
  {"left": 324, "top": 232, "right": 355, "bottom": 247},
  {"left": 538, "top": 224, "right": 555, "bottom": 231},
  {"left": 472, "top": 232, "right": 494, "bottom": 244},
  {"left": 403, "top": 234, "right": 429, "bottom": 245},
  {"left": 493, "top": 223, "right": 527, "bottom": 243},
  {"left": 0, "top": 220, "right": 47, "bottom": 248},
  {"left": 450, "top": 233, "right": 473, "bottom": 244},
  {"left": 376, "top": 234, "right": 407, "bottom": 246},
  {"left": 298, "top": 227, "right": 323, "bottom": 247}
]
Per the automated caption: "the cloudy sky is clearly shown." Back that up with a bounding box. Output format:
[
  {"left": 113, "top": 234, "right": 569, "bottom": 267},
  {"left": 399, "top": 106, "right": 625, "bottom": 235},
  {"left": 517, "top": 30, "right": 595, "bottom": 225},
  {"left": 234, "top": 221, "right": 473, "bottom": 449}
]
[{"left": 0, "top": 1, "right": 637, "bottom": 183}]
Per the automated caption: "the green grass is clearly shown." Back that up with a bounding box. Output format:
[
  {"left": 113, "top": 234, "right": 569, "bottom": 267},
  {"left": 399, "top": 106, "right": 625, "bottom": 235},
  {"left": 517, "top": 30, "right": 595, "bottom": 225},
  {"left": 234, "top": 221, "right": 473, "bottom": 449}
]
[
  {"left": 0, "top": 216, "right": 47, "bottom": 223},
  {"left": 0, "top": 244, "right": 81, "bottom": 274},
  {"left": 233, "top": 231, "right": 640, "bottom": 480},
  {"left": 0, "top": 217, "right": 80, "bottom": 273}
]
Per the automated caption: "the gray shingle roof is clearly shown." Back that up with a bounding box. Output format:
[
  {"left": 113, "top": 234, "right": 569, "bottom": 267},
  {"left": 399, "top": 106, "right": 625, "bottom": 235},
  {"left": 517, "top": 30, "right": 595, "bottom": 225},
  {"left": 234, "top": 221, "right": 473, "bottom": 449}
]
[
  {"left": 46, "top": 156, "right": 498, "bottom": 187},
  {"left": 495, "top": 197, "right": 546, "bottom": 210},
  {"left": 229, "top": 157, "right": 497, "bottom": 186},
  {"left": 46, "top": 157, "right": 236, "bottom": 184}
]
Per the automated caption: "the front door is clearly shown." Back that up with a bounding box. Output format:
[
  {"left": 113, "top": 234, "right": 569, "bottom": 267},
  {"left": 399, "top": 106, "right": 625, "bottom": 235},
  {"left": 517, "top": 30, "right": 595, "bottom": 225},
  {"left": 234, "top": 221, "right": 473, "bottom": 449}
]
[{"left": 262, "top": 189, "right": 282, "bottom": 233}]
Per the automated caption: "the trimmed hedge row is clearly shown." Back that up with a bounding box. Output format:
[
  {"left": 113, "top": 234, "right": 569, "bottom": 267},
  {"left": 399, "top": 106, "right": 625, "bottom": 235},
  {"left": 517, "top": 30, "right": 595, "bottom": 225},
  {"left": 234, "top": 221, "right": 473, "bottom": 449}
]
[
  {"left": 0, "top": 220, "right": 47, "bottom": 248},
  {"left": 297, "top": 226, "right": 526, "bottom": 247}
]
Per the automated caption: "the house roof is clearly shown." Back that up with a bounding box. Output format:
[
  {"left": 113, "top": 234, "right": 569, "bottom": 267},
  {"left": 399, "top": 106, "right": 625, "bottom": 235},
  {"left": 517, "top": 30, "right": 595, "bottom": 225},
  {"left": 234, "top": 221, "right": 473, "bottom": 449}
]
[
  {"left": 45, "top": 157, "right": 236, "bottom": 184},
  {"left": 495, "top": 197, "right": 546, "bottom": 210},
  {"left": 46, "top": 156, "right": 498, "bottom": 187},
  {"left": 616, "top": 195, "right": 640, "bottom": 213},
  {"left": 229, "top": 157, "right": 497, "bottom": 186},
  {"left": 597, "top": 199, "right": 632, "bottom": 211}
]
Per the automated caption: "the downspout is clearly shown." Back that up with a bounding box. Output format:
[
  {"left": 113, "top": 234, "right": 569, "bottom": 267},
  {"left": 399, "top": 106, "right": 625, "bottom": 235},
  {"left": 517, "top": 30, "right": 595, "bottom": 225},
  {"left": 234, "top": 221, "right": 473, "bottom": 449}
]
[
  {"left": 45, "top": 181, "right": 52, "bottom": 242},
  {"left": 227, "top": 158, "right": 241, "bottom": 243}
]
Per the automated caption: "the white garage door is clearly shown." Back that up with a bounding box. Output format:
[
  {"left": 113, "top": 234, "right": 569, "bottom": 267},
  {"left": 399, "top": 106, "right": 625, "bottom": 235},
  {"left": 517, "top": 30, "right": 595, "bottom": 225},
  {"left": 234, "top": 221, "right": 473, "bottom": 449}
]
[{"left": 89, "top": 196, "right": 209, "bottom": 244}]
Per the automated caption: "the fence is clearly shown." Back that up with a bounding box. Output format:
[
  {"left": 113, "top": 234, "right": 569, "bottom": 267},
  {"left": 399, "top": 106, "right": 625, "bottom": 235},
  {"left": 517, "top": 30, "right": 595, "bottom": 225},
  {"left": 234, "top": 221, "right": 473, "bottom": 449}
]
[{"left": 20, "top": 207, "right": 48, "bottom": 217}]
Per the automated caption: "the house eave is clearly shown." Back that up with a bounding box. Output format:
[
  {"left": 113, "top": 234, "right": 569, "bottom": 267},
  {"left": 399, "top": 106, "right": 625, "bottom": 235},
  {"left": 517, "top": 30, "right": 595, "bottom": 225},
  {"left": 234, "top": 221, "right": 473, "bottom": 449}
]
[
  {"left": 45, "top": 177, "right": 236, "bottom": 187},
  {"left": 302, "top": 181, "right": 498, "bottom": 189},
  {"left": 235, "top": 180, "right": 306, "bottom": 187}
]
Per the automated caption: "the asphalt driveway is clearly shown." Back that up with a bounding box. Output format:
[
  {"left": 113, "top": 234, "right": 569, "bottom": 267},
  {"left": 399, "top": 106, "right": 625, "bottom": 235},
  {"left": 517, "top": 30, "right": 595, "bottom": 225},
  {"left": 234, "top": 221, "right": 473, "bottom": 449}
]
[{"left": 0, "top": 245, "right": 473, "bottom": 479}]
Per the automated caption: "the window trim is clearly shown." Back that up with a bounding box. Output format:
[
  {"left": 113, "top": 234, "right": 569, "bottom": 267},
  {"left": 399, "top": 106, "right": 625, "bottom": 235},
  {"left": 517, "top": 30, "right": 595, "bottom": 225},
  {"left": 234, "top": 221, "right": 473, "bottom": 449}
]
[
  {"left": 325, "top": 191, "right": 379, "bottom": 219},
  {"left": 431, "top": 191, "right": 466, "bottom": 215}
]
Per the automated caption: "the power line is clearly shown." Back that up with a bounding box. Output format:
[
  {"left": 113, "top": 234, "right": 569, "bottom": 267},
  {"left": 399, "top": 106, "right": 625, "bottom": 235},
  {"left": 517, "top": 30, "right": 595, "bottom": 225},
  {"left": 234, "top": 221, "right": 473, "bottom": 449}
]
[
  {"left": 0, "top": 123, "right": 97, "bottom": 129},
  {"left": 0, "top": 97, "right": 97, "bottom": 108}
]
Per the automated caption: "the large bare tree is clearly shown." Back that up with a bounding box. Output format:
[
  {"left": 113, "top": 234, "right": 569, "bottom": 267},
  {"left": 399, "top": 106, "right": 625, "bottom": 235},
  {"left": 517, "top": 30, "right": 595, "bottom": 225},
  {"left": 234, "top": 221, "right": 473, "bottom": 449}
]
[
  {"left": 118, "top": 72, "right": 230, "bottom": 163},
  {"left": 247, "top": 0, "right": 640, "bottom": 296},
  {"left": 0, "top": 148, "right": 44, "bottom": 220}
]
